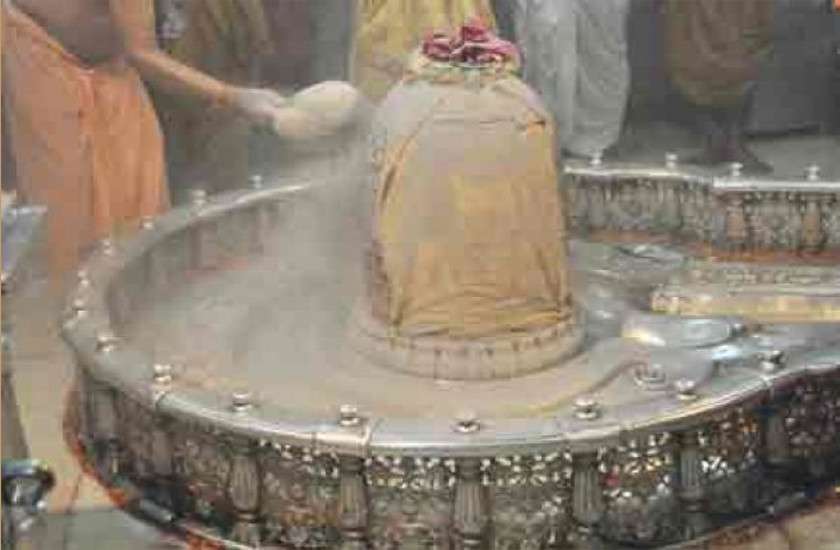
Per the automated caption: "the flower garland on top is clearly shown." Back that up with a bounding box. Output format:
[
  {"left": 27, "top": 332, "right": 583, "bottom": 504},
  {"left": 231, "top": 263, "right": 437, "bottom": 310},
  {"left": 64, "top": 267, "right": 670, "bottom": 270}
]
[{"left": 405, "top": 20, "right": 521, "bottom": 86}]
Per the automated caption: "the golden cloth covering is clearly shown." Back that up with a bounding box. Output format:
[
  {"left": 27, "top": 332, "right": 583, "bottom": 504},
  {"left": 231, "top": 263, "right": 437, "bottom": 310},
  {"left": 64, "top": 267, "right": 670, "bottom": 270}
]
[
  {"left": 352, "top": 0, "right": 496, "bottom": 102},
  {"left": 2, "top": 2, "right": 169, "bottom": 278},
  {"left": 368, "top": 55, "right": 573, "bottom": 341},
  {"left": 664, "top": 0, "right": 773, "bottom": 107}
]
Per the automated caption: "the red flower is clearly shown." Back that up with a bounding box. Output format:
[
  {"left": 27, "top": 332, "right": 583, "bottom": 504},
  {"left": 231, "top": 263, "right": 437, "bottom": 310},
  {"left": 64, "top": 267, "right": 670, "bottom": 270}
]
[{"left": 420, "top": 20, "right": 519, "bottom": 65}]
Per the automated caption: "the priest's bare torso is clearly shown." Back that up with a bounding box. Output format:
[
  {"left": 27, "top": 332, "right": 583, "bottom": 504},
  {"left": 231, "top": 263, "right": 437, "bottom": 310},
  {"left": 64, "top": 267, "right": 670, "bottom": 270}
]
[{"left": 15, "top": 0, "right": 122, "bottom": 63}]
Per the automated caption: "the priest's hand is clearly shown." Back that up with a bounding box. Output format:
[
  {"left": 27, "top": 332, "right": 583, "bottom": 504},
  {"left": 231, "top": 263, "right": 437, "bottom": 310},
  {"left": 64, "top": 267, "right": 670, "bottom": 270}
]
[
  {"left": 231, "top": 88, "right": 290, "bottom": 129},
  {"left": 268, "top": 82, "right": 369, "bottom": 142}
]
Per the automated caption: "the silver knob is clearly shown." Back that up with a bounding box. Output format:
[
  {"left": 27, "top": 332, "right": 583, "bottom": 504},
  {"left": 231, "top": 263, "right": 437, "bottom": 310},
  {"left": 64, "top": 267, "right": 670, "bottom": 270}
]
[
  {"left": 68, "top": 298, "right": 87, "bottom": 319},
  {"left": 231, "top": 391, "right": 253, "bottom": 413},
  {"left": 730, "top": 320, "right": 747, "bottom": 336},
  {"left": 589, "top": 152, "right": 603, "bottom": 168},
  {"left": 675, "top": 379, "right": 698, "bottom": 402},
  {"left": 140, "top": 217, "right": 155, "bottom": 230},
  {"left": 77, "top": 275, "right": 91, "bottom": 290},
  {"left": 760, "top": 349, "right": 784, "bottom": 373},
  {"left": 95, "top": 332, "right": 119, "bottom": 353},
  {"left": 805, "top": 165, "right": 821, "bottom": 182},
  {"left": 729, "top": 162, "right": 743, "bottom": 178},
  {"left": 454, "top": 410, "right": 481, "bottom": 433},
  {"left": 338, "top": 404, "right": 362, "bottom": 427},
  {"left": 152, "top": 363, "right": 173, "bottom": 385},
  {"left": 100, "top": 239, "right": 115, "bottom": 256},
  {"left": 636, "top": 362, "right": 667, "bottom": 386},
  {"left": 190, "top": 188, "right": 208, "bottom": 207},
  {"left": 574, "top": 395, "right": 601, "bottom": 420},
  {"left": 665, "top": 152, "right": 678, "bottom": 169},
  {"left": 249, "top": 174, "right": 264, "bottom": 190}
]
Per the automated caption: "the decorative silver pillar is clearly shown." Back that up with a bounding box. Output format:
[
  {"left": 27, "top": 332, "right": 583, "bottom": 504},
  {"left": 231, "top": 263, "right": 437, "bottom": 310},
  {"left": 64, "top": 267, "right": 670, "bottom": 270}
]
[
  {"left": 73, "top": 367, "right": 94, "bottom": 454},
  {"left": 675, "top": 430, "right": 709, "bottom": 539},
  {"left": 191, "top": 221, "right": 218, "bottom": 271},
  {"left": 147, "top": 247, "right": 168, "bottom": 292},
  {"left": 251, "top": 204, "right": 272, "bottom": 254},
  {"left": 764, "top": 406, "right": 792, "bottom": 471},
  {"left": 572, "top": 452, "right": 604, "bottom": 542},
  {"left": 801, "top": 197, "right": 825, "bottom": 252},
  {"left": 149, "top": 419, "right": 176, "bottom": 512},
  {"left": 227, "top": 441, "right": 262, "bottom": 546},
  {"left": 338, "top": 455, "right": 368, "bottom": 550},
  {"left": 89, "top": 379, "right": 121, "bottom": 481},
  {"left": 454, "top": 458, "right": 488, "bottom": 549},
  {"left": 723, "top": 195, "right": 748, "bottom": 252}
]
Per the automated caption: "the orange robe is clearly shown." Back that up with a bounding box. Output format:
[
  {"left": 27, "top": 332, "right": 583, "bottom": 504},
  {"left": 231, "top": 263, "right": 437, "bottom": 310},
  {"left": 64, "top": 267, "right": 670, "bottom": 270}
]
[{"left": 2, "top": 3, "right": 169, "bottom": 278}]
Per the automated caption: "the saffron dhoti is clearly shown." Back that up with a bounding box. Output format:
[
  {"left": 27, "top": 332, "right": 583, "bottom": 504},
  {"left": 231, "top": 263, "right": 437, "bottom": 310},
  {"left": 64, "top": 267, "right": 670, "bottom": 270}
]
[{"left": 3, "top": 2, "right": 169, "bottom": 278}]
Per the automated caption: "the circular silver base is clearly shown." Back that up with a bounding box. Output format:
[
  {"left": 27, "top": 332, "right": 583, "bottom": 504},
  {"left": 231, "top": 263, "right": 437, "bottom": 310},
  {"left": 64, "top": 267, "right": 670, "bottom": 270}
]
[{"left": 62, "top": 163, "right": 840, "bottom": 549}]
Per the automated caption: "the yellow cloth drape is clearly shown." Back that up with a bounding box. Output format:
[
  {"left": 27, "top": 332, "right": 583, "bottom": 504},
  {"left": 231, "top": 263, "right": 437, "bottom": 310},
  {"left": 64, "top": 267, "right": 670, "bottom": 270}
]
[
  {"left": 370, "top": 73, "right": 571, "bottom": 338},
  {"left": 352, "top": 0, "right": 497, "bottom": 102},
  {"left": 2, "top": 2, "right": 168, "bottom": 278}
]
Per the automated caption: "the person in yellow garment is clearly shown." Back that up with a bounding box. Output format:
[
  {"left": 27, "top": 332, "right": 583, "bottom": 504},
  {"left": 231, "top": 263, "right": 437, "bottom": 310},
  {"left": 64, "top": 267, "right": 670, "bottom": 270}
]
[
  {"left": 352, "top": 0, "right": 497, "bottom": 102},
  {"left": 665, "top": 0, "right": 775, "bottom": 174},
  {"left": 2, "top": 0, "right": 289, "bottom": 283}
]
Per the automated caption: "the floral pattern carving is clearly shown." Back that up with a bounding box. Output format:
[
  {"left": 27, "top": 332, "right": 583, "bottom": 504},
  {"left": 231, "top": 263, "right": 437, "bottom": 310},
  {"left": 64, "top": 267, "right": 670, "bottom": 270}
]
[
  {"left": 365, "top": 456, "right": 455, "bottom": 549},
  {"left": 261, "top": 444, "right": 340, "bottom": 548}
]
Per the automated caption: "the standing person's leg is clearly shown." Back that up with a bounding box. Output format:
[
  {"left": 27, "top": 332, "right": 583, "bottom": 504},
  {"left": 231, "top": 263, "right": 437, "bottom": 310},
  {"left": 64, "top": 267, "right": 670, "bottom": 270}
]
[
  {"left": 687, "top": 105, "right": 729, "bottom": 167},
  {"left": 725, "top": 91, "right": 772, "bottom": 174},
  {"left": 512, "top": 0, "right": 577, "bottom": 160},
  {"left": 490, "top": 0, "right": 516, "bottom": 41},
  {"left": 665, "top": 0, "right": 773, "bottom": 174},
  {"left": 309, "top": 0, "right": 356, "bottom": 82},
  {"left": 565, "top": 0, "right": 630, "bottom": 159}
]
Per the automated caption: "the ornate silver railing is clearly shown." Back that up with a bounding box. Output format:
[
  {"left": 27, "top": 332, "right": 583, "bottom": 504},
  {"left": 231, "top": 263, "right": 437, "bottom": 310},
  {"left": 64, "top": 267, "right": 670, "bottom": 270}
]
[
  {"left": 62, "top": 171, "right": 840, "bottom": 549},
  {"left": 565, "top": 158, "right": 840, "bottom": 254}
]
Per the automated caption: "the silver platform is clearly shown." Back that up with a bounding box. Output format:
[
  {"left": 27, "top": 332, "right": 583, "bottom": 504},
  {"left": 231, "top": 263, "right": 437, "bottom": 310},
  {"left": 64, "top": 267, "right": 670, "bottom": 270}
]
[{"left": 62, "top": 161, "right": 840, "bottom": 549}]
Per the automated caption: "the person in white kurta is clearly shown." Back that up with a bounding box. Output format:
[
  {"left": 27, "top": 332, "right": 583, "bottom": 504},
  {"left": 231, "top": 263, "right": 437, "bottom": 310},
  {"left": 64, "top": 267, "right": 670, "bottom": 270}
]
[{"left": 511, "top": 0, "right": 630, "bottom": 159}]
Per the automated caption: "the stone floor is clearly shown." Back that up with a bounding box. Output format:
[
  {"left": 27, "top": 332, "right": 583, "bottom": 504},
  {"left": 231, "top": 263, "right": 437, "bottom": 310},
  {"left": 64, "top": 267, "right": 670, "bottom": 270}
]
[{"left": 5, "top": 128, "right": 840, "bottom": 549}]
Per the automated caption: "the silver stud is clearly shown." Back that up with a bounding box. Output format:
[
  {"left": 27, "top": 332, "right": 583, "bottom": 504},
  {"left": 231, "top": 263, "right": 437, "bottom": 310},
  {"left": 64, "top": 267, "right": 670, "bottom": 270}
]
[
  {"left": 729, "top": 162, "right": 743, "bottom": 178},
  {"left": 152, "top": 363, "right": 173, "bottom": 385},
  {"left": 231, "top": 391, "right": 253, "bottom": 413},
  {"left": 665, "top": 152, "right": 678, "bottom": 169},
  {"left": 77, "top": 273, "right": 91, "bottom": 290},
  {"left": 675, "top": 379, "right": 698, "bottom": 402},
  {"left": 190, "top": 189, "right": 208, "bottom": 208},
  {"left": 338, "top": 404, "right": 362, "bottom": 427},
  {"left": 589, "top": 152, "right": 603, "bottom": 168},
  {"left": 574, "top": 395, "right": 601, "bottom": 420},
  {"left": 634, "top": 362, "right": 667, "bottom": 390},
  {"left": 100, "top": 239, "right": 115, "bottom": 256},
  {"left": 454, "top": 410, "right": 481, "bottom": 434},
  {"left": 95, "top": 332, "right": 119, "bottom": 353},
  {"left": 760, "top": 349, "right": 784, "bottom": 373},
  {"left": 249, "top": 174, "right": 264, "bottom": 190},
  {"left": 764, "top": 349, "right": 784, "bottom": 363},
  {"left": 805, "top": 165, "right": 821, "bottom": 182},
  {"left": 731, "top": 321, "right": 747, "bottom": 336},
  {"left": 63, "top": 299, "right": 88, "bottom": 328},
  {"left": 68, "top": 298, "right": 88, "bottom": 319}
]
